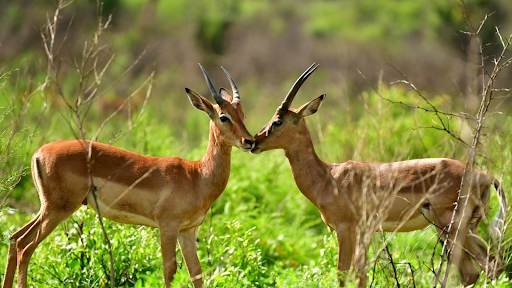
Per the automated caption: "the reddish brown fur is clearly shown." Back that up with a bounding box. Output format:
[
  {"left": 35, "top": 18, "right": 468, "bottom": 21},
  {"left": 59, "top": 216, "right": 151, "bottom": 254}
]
[
  {"left": 2, "top": 75, "right": 254, "bottom": 288},
  {"left": 252, "top": 95, "right": 506, "bottom": 287}
]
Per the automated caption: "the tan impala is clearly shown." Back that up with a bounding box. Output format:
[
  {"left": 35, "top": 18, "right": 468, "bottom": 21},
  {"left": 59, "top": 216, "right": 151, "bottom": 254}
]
[
  {"left": 251, "top": 63, "right": 507, "bottom": 286},
  {"left": 2, "top": 65, "right": 254, "bottom": 288}
]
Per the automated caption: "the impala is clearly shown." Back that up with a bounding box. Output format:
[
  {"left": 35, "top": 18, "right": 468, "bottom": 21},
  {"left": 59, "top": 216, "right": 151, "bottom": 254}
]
[
  {"left": 251, "top": 63, "right": 507, "bottom": 286},
  {"left": 2, "top": 65, "right": 254, "bottom": 288}
]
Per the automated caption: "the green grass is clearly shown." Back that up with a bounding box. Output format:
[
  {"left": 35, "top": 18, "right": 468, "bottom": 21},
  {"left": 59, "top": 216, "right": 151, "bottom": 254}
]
[
  {"left": 1, "top": 84, "right": 511, "bottom": 287},
  {"left": 1, "top": 0, "right": 512, "bottom": 286}
]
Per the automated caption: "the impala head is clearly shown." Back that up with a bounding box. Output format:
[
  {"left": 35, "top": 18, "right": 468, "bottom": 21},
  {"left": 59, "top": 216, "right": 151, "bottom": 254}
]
[
  {"left": 185, "top": 64, "right": 254, "bottom": 151},
  {"left": 252, "top": 63, "right": 325, "bottom": 154}
]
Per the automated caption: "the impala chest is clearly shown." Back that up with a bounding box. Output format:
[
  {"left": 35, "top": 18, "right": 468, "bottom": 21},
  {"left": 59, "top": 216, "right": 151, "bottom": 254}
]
[{"left": 181, "top": 213, "right": 207, "bottom": 230}]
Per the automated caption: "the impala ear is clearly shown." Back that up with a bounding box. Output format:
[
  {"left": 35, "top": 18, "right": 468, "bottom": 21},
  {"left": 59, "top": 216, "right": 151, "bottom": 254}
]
[
  {"left": 296, "top": 94, "right": 325, "bottom": 118},
  {"left": 185, "top": 88, "right": 215, "bottom": 116},
  {"left": 219, "top": 88, "right": 234, "bottom": 102}
]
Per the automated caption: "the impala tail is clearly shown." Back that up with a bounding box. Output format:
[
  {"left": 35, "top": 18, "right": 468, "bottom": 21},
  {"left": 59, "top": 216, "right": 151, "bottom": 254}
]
[
  {"left": 31, "top": 155, "right": 45, "bottom": 198},
  {"left": 492, "top": 180, "right": 508, "bottom": 238}
]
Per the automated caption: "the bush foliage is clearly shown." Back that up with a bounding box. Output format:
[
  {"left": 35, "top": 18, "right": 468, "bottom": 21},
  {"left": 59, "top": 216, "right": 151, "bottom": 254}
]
[{"left": 1, "top": 0, "right": 511, "bottom": 287}]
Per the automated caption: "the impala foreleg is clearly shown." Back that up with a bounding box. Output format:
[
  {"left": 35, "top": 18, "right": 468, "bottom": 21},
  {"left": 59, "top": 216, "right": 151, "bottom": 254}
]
[
  {"left": 464, "top": 231, "right": 504, "bottom": 280},
  {"left": 452, "top": 230, "right": 502, "bottom": 286},
  {"left": 447, "top": 190, "right": 502, "bottom": 285},
  {"left": 178, "top": 228, "right": 202, "bottom": 288},
  {"left": 160, "top": 226, "right": 180, "bottom": 288},
  {"left": 457, "top": 251, "right": 480, "bottom": 286},
  {"left": 433, "top": 203, "right": 479, "bottom": 286},
  {"left": 335, "top": 223, "right": 365, "bottom": 287}
]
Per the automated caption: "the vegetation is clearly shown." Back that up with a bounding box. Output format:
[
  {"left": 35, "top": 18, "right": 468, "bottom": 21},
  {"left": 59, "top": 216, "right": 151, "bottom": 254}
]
[{"left": 1, "top": 0, "right": 511, "bottom": 287}]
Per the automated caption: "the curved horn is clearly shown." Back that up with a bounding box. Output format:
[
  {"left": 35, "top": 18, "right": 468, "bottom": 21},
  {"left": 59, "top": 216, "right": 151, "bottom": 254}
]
[
  {"left": 278, "top": 63, "right": 319, "bottom": 111},
  {"left": 221, "top": 66, "right": 241, "bottom": 103},
  {"left": 199, "top": 63, "right": 225, "bottom": 104}
]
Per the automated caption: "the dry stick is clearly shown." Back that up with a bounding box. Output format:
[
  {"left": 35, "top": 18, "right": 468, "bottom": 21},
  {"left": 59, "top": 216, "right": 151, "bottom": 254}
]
[
  {"left": 351, "top": 165, "right": 444, "bottom": 285},
  {"left": 0, "top": 3, "right": 61, "bottom": 208},
  {"left": 83, "top": 47, "right": 148, "bottom": 106},
  {"left": 358, "top": 17, "right": 509, "bottom": 287},
  {"left": 390, "top": 72, "right": 502, "bottom": 166},
  {"left": 74, "top": 13, "right": 155, "bottom": 288},
  {"left": 0, "top": 96, "right": 47, "bottom": 208},
  {"left": 78, "top": 26, "right": 117, "bottom": 288},
  {"left": 45, "top": 13, "right": 154, "bottom": 286},
  {"left": 0, "top": 29, "right": 61, "bottom": 204},
  {"left": 435, "top": 10, "right": 511, "bottom": 287},
  {"left": 370, "top": 249, "right": 379, "bottom": 288},
  {"left": 358, "top": 68, "right": 465, "bottom": 285},
  {"left": 41, "top": 2, "right": 117, "bottom": 287},
  {"left": 79, "top": 128, "right": 115, "bottom": 288},
  {"left": 359, "top": 69, "right": 496, "bottom": 165},
  {"left": 388, "top": 70, "right": 473, "bottom": 149},
  {"left": 384, "top": 244, "right": 400, "bottom": 288},
  {"left": 78, "top": 16, "right": 117, "bottom": 288},
  {"left": 405, "top": 261, "right": 417, "bottom": 288},
  {"left": 375, "top": 219, "right": 425, "bottom": 287},
  {"left": 363, "top": 169, "right": 449, "bottom": 283},
  {"left": 84, "top": 74, "right": 155, "bottom": 223},
  {"left": 482, "top": 28, "right": 512, "bottom": 281},
  {"left": 92, "top": 71, "right": 154, "bottom": 143},
  {"left": 357, "top": 70, "right": 471, "bottom": 149},
  {"left": 76, "top": 14, "right": 112, "bottom": 106}
]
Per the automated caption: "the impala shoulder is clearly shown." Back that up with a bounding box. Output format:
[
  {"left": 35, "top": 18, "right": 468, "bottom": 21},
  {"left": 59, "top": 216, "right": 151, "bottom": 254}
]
[
  {"left": 158, "top": 156, "right": 180, "bottom": 165},
  {"left": 331, "top": 161, "right": 356, "bottom": 182},
  {"left": 429, "top": 158, "right": 463, "bottom": 166},
  {"left": 157, "top": 156, "right": 188, "bottom": 173},
  {"left": 335, "top": 160, "right": 370, "bottom": 173},
  {"left": 430, "top": 158, "right": 465, "bottom": 173},
  {"left": 330, "top": 162, "right": 349, "bottom": 177}
]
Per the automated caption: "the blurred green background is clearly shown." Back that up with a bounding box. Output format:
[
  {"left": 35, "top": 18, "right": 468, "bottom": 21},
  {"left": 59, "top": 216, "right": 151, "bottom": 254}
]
[{"left": 1, "top": 0, "right": 511, "bottom": 287}]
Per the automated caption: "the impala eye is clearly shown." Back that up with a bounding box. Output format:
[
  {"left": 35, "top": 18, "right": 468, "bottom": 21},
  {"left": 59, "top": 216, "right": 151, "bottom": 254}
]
[
  {"left": 220, "top": 115, "right": 230, "bottom": 123},
  {"left": 273, "top": 119, "right": 283, "bottom": 126}
]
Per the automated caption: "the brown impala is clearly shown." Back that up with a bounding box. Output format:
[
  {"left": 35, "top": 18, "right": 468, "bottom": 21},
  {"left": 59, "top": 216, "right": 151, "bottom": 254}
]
[
  {"left": 2, "top": 65, "right": 254, "bottom": 288},
  {"left": 251, "top": 63, "right": 507, "bottom": 286}
]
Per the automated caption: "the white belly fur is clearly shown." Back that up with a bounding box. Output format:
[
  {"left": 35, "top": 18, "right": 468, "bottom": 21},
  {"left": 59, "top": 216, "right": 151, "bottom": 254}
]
[
  {"left": 86, "top": 193, "right": 159, "bottom": 228},
  {"left": 379, "top": 206, "right": 433, "bottom": 232}
]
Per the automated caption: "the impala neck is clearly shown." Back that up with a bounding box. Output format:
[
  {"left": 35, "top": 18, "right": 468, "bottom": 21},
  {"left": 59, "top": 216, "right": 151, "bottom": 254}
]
[
  {"left": 200, "top": 121, "right": 232, "bottom": 202},
  {"left": 284, "top": 122, "right": 332, "bottom": 206}
]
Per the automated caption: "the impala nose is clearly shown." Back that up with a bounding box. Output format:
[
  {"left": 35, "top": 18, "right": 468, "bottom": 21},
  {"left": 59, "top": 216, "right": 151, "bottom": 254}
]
[{"left": 243, "top": 138, "right": 254, "bottom": 148}]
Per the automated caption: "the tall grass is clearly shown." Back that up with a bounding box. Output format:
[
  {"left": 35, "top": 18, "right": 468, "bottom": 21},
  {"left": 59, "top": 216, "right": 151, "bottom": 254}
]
[
  {"left": 1, "top": 85, "right": 510, "bottom": 286},
  {"left": 1, "top": 2, "right": 511, "bottom": 287}
]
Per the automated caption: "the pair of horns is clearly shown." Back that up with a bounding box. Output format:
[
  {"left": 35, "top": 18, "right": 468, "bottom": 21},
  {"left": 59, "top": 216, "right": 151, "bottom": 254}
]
[
  {"left": 199, "top": 62, "right": 318, "bottom": 108},
  {"left": 278, "top": 62, "right": 319, "bottom": 111},
  {"left": 199, "top": 63, "right": 241, "bottom": 105}
]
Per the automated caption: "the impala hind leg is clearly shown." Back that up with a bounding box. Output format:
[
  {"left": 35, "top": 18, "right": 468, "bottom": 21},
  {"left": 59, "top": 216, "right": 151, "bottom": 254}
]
[
  {"left": 2, "top": 240, "right": 18, "bottom": 288},
  {"left": 178, "top": 228, "right": 202, "bottom": 288},
  {"left": 15, "top": 207, "right": 76, "bottom": 288},
  {"left": 2, "top": 212, "right": 40, "bottom": 288}
]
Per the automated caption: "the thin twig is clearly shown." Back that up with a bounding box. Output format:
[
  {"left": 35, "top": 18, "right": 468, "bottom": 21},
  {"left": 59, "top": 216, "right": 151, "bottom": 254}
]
[{"left": 384, "top": 244, "right": 400, "bottom": 288}]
